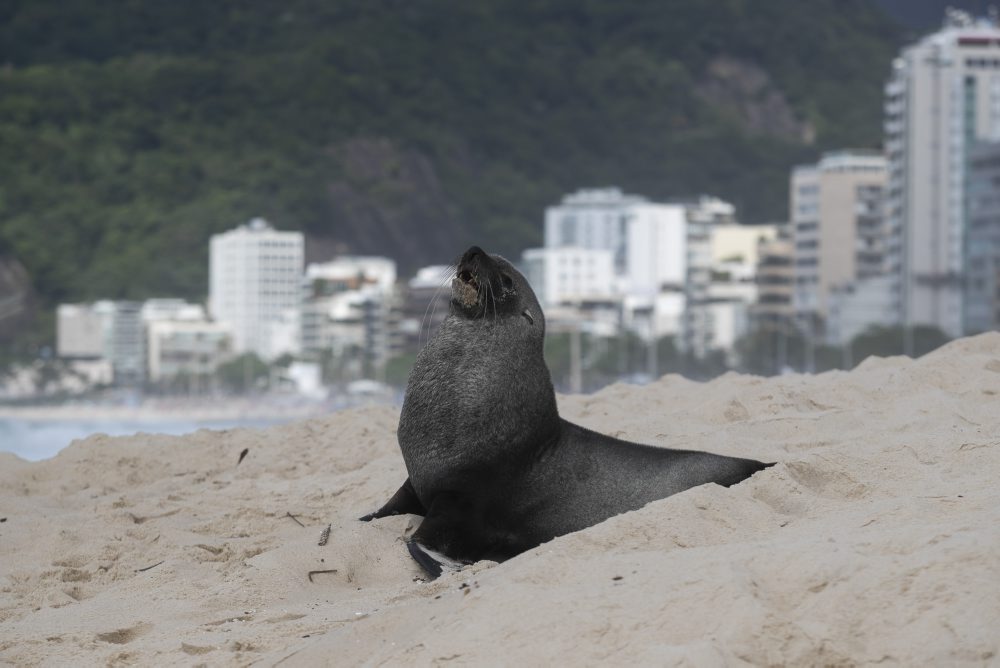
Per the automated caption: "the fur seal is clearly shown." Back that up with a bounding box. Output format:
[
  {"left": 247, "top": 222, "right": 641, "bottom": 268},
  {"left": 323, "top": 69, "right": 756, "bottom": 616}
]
[{"left": 362, "top": 246, "right": 772, "bottom": 578}]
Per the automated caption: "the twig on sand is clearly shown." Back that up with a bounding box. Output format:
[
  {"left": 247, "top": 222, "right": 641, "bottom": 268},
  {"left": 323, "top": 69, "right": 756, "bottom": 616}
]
[
  {"left": 307, "top": 569, "right": 338, "bottom": 583},
  {"left": 285, "top": 512, "right": 305, "bottom": 527},
  {"left": 135, "top": 560, "right": 165, "bottom": 573}
]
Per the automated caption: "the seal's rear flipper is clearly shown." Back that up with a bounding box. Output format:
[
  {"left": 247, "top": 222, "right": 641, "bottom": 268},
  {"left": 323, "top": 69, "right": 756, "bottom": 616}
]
[
  {"left": 407, "top": 541, "right": 466, "bottom": 580},
  {"left": 716, "top": 458, "right": 776, "bottom": 488},
  {"left": 359, "top": 478, "right": 427, "bottom": 521}
]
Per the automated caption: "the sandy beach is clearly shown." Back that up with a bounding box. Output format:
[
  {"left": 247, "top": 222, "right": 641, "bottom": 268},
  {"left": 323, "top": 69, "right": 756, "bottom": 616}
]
[{"left": 1, "top": 333, "right": 998, "bottom": 666}]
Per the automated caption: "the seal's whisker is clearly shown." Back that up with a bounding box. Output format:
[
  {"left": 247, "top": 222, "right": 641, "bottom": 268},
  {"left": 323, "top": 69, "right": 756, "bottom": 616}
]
[
  {"left": 420, "top": 264, "right": 456, "bottom": 348},
  {"left": 489, "top": 280, "right": 498, "bottom": 322},
  {"left": 477, "top": 272, "right": 487, "bottom": 319}
]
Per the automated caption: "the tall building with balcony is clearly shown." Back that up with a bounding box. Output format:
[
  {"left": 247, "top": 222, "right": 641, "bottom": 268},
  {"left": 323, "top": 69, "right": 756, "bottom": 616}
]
[
  {"left": 790, "top": 151, "right": 887, "bottom": 337},
  {"left": 300, "top": 257, "right": 398, "bottom": 378},
  {"left": 209, "top": 218, "right": 304, "bottom": 360},
  {"left": 56, "top": 301, "right": 145, "bottom": 386},
  {"left": 681, "top": 196, "right": 735, "bottom": 359},
  {"left": 541, "top": 189, "right": 738, "bottom": 357},
  {"left": 884, "top": 10, "right": 1000, "bottom": 337},
  {"left": 141, "top": 300, "right": 233, "bottom": 385},
  {"left": 543, "top": 188, "right": 687, "bottom": 300},
  {"left": 752, "top": 236, "right": 795, "bottom": 331},
  {"left": 520, "top": 247, "right": 615, "bottom": 308},
  {"left": 965, "top": 141, "right": 1000, "bottom": 333}
]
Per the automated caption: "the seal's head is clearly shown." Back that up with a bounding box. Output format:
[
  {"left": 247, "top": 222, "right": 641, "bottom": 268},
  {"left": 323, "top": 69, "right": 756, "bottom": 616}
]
[{"left": 451, "top": 245, "right": 543, "bottom": 330}]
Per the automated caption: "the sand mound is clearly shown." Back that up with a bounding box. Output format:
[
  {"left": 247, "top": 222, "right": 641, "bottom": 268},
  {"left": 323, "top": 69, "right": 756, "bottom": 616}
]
[{"left": 2, "top": 334, "right": 999, "bottom": 665}]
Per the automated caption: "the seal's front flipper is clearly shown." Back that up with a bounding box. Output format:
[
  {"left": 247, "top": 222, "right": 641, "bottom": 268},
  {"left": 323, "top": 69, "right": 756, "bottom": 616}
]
[
  {"left": 406, "top": 541, "right": 466, "bottom": 580},
  {"left": 359, "top": 478, "right": 426, "bottom": 521},
  {"left": 407, "top": 492, "right": 481, "bottom": 579}
]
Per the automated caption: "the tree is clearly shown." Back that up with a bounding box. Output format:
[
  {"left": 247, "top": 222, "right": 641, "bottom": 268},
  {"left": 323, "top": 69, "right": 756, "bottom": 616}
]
[
  {"left": 215, "top": 352, "right": 269, "bottom": 394},
  {"left": 848, "top": 325, "right": 950, "bottom": 365}
]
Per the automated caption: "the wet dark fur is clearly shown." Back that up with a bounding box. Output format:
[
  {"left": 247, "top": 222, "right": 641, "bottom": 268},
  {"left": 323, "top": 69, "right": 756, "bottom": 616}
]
[{"left": 362, "top": 246, "right": 772, "bottom": 578}]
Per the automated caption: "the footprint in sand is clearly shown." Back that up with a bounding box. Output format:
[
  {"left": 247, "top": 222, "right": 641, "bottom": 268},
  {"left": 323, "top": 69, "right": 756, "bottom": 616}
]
[{"left": 96, "top": 622, "right": 152, "bottom": 645}]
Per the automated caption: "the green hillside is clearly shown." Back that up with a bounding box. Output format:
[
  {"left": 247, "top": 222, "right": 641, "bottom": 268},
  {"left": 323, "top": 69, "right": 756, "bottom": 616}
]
[{"left": 0, "top": 0, "right": 899, "bottom": 328}]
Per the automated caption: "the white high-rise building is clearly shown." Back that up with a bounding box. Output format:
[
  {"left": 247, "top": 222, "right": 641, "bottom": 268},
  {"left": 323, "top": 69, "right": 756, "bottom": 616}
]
[
  {"left": 542, "top": 189, "right": 741, "bottom": 357},
  {"left": 521, "top": 247, "right": 615, "bottom": 307},
  {"left": 965, "top": 141, "right": 1000, "bottom": 333},
  {"left": 791, "top": 151, "right": 887, "bottom": 336},
  {"left": 544, "top": 188, "right": 687, "bottom": 299},
  {"left": 209, "top": 218, "right": 304, "bottom": 360},
  {"left": 885, "top": 10, "right": 1000, "bottom": 337},
  {"left": 680, "top": 196, "right": 735, "bottom": 358}
]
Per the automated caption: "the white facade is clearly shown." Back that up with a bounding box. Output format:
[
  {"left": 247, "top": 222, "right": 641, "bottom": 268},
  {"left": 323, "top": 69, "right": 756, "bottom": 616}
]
[
  {"left": 300, "top": 256, "right": 398, "bottom": 378},
  {"left": 626, "top": 203, "right": 687, "bottom": 296},
  {"left": 965, "top": 141, "right": 1000, "bottom": 332},
  {"left": 712, "top": 224, "right": 779, "bottom": 270},
  {"left": 146, "top": 319, "right": 233, "bottom": 382},
  {"left": 56, "top": 304, "right": 106, "bottom": 358},
  {"left": 520, "top": 247, "right": 615, "bottom": 307},
  {"left": 708, "top": 301, "right": 750, "bottom": 362},
  {"left": 885, "top": 10, "right": 1000, "bottom": 337},
  {"left": 209, "top": 218, "right": 304, "bottom": 360},
  {"left": 98, "top": 301, "right": 145, "bottom": 385},
  {"left": 56, "top": 301, "right": 145, "bottom": 385},
  {"left": 544, "top": 188, "right": 687, "bottom": 298},
  {"left": 305, "top": 256, "right": 397, "bottom": 294},
  {"left": 544, "top": 188, "right": 644, "bottom": 275},
  {"left": 141, "top": 299, "right": 206, "bottom": 324},
  {"left": 826, "top": 275, "right": 898, "bottom": 345},
  {"left": 141, "top": 299, "right": 234, "bottom": 383},
  {"left": 543, "top": 189, "right": 748, "bottom": 359},
  {"left": 680, "top": 197, "right": 734, "bottom": 358},
  {"left": 409, "top": 265, "right": 454, "bottom": 290}
]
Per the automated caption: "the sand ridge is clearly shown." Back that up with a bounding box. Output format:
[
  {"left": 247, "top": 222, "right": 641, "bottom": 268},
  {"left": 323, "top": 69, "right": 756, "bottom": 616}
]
[{"left": 1, "top": 334, "right": 999, "bottom": 665}]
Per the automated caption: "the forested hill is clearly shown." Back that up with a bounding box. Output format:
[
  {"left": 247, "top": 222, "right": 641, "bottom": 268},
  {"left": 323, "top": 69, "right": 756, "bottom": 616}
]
[{"left": 0, "top": 0, "right": 900, "bottom": 317}]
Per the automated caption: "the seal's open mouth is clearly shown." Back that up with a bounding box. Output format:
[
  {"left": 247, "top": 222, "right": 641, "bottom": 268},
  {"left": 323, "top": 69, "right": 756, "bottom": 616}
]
[{"left": 453, "top": 269, "right": 480, "bottom": 307}]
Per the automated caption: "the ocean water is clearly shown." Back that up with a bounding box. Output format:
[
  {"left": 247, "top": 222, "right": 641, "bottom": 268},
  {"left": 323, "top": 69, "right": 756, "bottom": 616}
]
[{"left": 0, "top": 417, "right": 288, "bottom": 461}]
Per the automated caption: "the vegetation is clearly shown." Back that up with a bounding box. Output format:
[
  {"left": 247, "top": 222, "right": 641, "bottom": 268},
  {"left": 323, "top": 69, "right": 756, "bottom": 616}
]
[
  {"left": 215, "top": 352, "right": 270, "bottom": 393},
  {"left": 736, "top": 324, "right": 951, "bottom": 377},
  {"left": 544, "top": 332, "right": 729, "bottom": 392},
  {"left": 540, "top": 322, "right": 953, "bottom": 392}
]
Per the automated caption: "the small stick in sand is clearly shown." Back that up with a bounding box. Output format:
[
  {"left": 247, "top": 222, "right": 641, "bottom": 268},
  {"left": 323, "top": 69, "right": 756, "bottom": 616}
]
[
  {"left": 307, "top": 569, "right": 338, "bottom": 583},
  {"left": 237, "top": 448, "right": 249, "bottom": 465},
  {"left": 286, "top": 512, "right": 305, "bottom": 527},
  {"left": 135, "top": 560, "right": 165, "bottom": 573}
]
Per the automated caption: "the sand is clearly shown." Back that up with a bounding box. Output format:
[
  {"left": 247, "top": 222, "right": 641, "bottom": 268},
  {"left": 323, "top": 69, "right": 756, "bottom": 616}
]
[{"left": 1, "top": 333, "right": 999, "bottom": 666}]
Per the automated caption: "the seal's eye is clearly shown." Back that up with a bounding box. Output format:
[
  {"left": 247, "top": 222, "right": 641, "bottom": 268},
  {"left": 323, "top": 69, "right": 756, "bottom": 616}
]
[{"left": 501, "top": 274, "right": 514, "bottom": 290}]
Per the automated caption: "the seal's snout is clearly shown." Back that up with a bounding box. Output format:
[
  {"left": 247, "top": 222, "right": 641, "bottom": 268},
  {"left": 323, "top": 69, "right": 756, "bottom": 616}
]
[
  {"left": 453, "top": 246, "right": 488, "bottom": 309},
  {"left": 462, "top": 246, "right": 485, "bottom": 263},
  {"left": 457, "top": 267, "right": 477, "bottom": 287},
  {"left": 457, "top": 245, "right": 489, "bottom": 289}
]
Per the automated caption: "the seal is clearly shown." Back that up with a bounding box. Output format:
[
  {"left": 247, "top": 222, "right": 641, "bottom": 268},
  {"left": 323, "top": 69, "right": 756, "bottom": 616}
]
[{"left": 362, "top": 246, "right": 772, "bottom": 578}]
